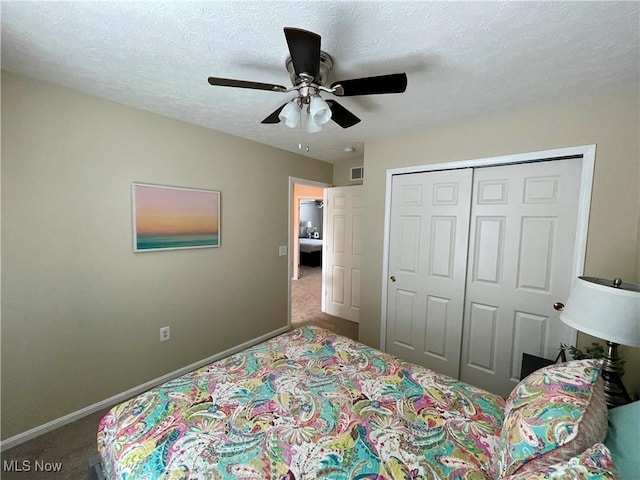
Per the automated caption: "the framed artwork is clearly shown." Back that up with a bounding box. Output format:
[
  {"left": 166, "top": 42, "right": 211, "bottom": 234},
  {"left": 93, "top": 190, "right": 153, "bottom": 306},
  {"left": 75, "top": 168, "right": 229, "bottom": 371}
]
[{"left": 132, "top": 183, "right": 220, "bottom": 252}]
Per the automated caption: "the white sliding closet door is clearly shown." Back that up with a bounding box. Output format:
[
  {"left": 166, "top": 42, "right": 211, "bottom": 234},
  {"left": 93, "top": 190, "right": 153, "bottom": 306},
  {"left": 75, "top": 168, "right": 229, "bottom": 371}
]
[
  {"left": 459, "top": 159, "right": 582, "bottom": 397},
  {"left": 385, "top": 169, "right": 473, "bottom": 378},
  {"left": 384, "top": 156, "right": 585, "bottom": 397}
]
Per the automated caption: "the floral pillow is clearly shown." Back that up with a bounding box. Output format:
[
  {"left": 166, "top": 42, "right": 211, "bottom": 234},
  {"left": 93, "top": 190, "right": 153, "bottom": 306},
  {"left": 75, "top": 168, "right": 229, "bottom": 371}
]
[
  {"left": 496, "top": 359, "right": 608, "bottom": 477},
  {"left": 501, "top": 443, "right": 617, "bottom": 480}
]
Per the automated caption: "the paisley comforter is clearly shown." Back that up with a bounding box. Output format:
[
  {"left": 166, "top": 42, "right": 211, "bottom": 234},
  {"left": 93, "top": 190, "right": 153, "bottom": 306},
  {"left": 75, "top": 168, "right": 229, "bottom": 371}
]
[{"left": 97, "top": 326, "right": 505, "bottom": 479}]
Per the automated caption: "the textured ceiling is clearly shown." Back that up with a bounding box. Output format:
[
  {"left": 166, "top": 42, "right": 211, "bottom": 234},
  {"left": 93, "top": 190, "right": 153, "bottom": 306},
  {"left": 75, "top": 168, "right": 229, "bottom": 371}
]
[{"left": 2, "top": 1, "right": 638, "bottom": 163}]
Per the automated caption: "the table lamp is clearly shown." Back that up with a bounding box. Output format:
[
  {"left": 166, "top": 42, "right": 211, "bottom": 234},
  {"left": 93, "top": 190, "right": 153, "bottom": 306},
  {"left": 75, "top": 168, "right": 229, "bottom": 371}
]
[{"left": 559, "top": 277, "right": 640, "bottom": 408}]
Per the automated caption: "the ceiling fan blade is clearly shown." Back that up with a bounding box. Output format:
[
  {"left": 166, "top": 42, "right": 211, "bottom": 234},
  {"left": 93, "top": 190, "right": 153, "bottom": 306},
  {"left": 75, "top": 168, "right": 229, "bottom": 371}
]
[
  {"left": 326, "top": 100, "right": 361, "bottom": 128},
  {"left": 331, "top": 73, "right": 407, "bottom": 96},
  {"left": 208, "top": 77, "right": 287, "bottom": 93},
  {"left": 261, "top": 104, "right": 287, "bottom": 124},
  {"left": 283, "top": 27, "right": 321, "bottom": 81}
]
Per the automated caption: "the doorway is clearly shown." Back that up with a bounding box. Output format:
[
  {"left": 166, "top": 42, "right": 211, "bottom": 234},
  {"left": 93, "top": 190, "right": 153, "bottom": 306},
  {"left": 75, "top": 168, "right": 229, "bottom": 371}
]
[
  {"left": 290, "top": 179, "right": 328, "bottom": 330},
  {"left": 288, "top": 177, "right": 359, "bottom": 340},
  {"left": 295, "top": 194, "right": 325, "bottom": 326}
]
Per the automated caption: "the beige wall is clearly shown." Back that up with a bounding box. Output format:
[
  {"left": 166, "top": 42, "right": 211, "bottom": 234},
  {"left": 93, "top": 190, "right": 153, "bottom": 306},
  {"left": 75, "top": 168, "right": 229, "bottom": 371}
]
[
  {"left": 1, "top": 72, "right": 333, "bottom": 440},
  {"left": 359, "top": 84, "right": 640, "bottom": 398},
  {"left": 333, "top": 157, "right": 364, "bottom": 187}
]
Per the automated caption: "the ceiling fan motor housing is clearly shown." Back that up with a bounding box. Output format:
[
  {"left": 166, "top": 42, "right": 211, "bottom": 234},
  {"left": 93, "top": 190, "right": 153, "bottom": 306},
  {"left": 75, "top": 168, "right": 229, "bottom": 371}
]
[{"left": 286, "top": 51, "right": 333, "bottom": 87}]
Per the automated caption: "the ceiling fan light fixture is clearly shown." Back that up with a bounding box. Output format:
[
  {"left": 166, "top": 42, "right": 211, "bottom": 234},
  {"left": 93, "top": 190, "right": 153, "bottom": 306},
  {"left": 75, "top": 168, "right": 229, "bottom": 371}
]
[
  {"left": 309, "top": 95, "right": 332, "bottom": 126},
  {"left": 279, "top": 100, "right": 301, "bottom": 128},
  {"left": 307, "top": 113, "right": 323, "bottom": 133}
]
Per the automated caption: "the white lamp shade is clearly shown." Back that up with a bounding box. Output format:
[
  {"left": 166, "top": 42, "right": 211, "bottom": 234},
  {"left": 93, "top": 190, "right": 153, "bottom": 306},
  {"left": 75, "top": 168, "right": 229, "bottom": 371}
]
[
  {"left": 560, "top": 277, "right": 640, "bottom": 347},
  {"left": 279, "top": 101, "right": 301, "bottom": 128},
  {"left": 309, "top": 96, "right": 332, "bottom": 126}
]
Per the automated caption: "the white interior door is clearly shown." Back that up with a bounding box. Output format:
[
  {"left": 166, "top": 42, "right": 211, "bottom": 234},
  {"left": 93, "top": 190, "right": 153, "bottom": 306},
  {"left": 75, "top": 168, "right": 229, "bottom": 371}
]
[
  {"left": 385, "top": 169, "right": 473, "bottom": 378},
  {"left": 323, "top": 186, "right": 363, "bottom": 323},
  {"left": 459, "top": 158, "right": 582, "bottom": 397}
]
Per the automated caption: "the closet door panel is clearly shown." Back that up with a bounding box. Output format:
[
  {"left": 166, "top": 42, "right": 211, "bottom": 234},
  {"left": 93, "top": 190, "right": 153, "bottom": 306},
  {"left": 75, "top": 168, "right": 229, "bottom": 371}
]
[
  {"left": 392, "top": 289, "right": 418, "bottom": 349},
  {"left": 386, "top": 169, "right": 473, "bottom": 378},
  {"left": 472, "top": 216, "right": 505, "bottom": 284},
  {"left": 460, "top": 159, "right": 582, "bottom": 397},
  {"left": 466, "top": 302, "right": 498, "bottom": 371},
  {"left": 511, "top": 311, "right": 548, "bottom": 379},
  {"left": 430, "top": 217, "right": 456, "bottom": 278},
  {"left": 424, "top": 295, "right": 450, "bottom": 359},
  {"left": 517, "top": 217, "right": 555, "bottom": 290}
]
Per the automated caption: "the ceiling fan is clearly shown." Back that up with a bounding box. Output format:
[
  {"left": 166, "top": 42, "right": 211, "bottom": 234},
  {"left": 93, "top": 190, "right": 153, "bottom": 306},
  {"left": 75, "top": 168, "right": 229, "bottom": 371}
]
[{"left": 207, "top": 27, "right": 408, "bottom": 131}]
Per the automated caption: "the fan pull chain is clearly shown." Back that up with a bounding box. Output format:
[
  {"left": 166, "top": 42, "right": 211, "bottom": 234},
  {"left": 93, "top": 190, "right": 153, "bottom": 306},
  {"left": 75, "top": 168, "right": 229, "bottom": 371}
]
[{"left": 297, "top": 105, "right": 310, "bottom": 152}]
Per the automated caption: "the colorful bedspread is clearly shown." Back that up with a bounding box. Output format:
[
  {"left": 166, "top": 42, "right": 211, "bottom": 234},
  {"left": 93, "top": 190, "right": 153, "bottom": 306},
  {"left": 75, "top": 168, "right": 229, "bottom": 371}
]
[{"left": 98, "top": 326, "right": 505, "bottom": 479}]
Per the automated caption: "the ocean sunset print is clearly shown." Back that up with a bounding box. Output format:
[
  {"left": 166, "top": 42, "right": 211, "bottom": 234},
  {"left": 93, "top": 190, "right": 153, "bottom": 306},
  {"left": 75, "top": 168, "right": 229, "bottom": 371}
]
[{"left": 132, "top": 183, "right": 220, "bottom": 251}]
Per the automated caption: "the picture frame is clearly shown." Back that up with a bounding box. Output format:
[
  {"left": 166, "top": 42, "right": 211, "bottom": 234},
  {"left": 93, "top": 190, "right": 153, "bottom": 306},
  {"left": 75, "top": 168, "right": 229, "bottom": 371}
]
[{"left": 132, "top": 183, "right": 220, "bottom": 252}]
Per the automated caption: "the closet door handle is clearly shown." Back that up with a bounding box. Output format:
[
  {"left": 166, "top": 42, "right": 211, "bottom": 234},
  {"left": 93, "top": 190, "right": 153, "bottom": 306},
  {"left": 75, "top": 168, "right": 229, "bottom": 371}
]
[
  {"left": 553, "top": 302, "right": 565, "bottom": 311},
  {"left": 390, "top": 276, "right": 396, "bottom": 282}
]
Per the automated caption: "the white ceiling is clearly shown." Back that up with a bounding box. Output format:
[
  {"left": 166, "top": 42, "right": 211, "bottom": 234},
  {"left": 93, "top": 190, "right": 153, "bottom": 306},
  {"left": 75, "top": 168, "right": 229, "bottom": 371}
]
[{"left": 2, "top": 1, "right": 638, "bottom": 163}]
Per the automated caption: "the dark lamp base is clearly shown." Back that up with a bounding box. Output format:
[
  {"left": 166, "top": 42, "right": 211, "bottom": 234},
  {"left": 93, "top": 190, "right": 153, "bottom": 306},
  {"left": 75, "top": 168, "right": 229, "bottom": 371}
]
[{"left": 601, "top": 341, "right": 631, "bottom": 409}]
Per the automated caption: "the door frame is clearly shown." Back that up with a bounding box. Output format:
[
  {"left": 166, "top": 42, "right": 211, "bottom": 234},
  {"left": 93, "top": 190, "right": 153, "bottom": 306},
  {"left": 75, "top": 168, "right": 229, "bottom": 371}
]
[
  {"left": 288, "top": 176, "right": 332, "bottom": 328},
  {"left": 379, "top": 145, "right": 596, "bottom": 350}
]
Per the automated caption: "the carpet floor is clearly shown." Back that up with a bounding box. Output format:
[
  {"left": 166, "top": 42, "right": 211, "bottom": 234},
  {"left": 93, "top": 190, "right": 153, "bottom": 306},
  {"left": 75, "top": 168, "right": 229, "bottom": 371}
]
[
  {"left": 1, "top": 265, "right": 358, "bottom": 479},
  {"left": 291, "top": 265, "right": 359, "bottom": 340}
]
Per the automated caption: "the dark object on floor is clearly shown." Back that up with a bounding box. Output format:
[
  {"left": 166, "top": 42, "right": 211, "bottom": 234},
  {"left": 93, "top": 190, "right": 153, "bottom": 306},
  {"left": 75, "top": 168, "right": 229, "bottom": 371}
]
[
  {"left": 520, "top": 352, "right": 556, "bottom": 379},
  {"left": 88, "top": 453, "right": 105, "bottom": 479},
  {"left": 300, "top": 250, "right": 321, "bottom": 267}
]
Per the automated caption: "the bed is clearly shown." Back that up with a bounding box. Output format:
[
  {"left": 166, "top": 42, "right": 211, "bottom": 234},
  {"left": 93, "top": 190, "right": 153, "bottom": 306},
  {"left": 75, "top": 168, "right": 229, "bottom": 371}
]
[
  {"left": 96, "top": 326, "right": 618, "bottom": 479},
  {"left": 299, "top": 238, "right": 322, "bottom": 267}
]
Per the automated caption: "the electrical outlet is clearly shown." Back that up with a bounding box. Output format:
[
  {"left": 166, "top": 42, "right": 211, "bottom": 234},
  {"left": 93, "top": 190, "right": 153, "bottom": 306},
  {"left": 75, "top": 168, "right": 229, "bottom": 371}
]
[{"left": 160, "top": 326, "right": 170, "bottom": 342}]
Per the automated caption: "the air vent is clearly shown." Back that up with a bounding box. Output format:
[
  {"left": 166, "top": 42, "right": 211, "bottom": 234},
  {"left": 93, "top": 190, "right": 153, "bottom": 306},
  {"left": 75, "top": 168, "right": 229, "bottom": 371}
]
[{"left": 350, "top": 166, "right": 364, "bottom": 182}]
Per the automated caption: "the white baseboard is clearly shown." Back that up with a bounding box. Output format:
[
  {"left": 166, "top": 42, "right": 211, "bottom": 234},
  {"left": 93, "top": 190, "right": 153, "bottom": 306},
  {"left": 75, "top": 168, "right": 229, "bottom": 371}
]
[{"left": 0, "top": 325, "right": 290, "bottom": 452}]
